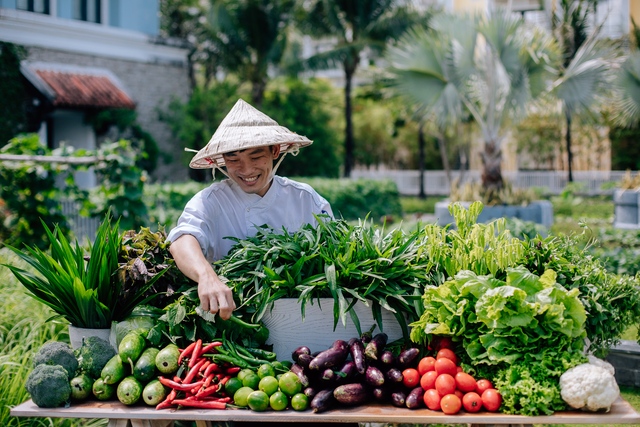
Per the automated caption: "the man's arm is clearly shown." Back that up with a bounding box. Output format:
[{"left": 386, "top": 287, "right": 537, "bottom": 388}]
[{"left": 169, "top": 234, "right": 236, "bottom": 320}]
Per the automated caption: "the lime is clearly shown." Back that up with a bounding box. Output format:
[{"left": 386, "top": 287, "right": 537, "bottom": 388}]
[
  {"left": 269, "top": 390, "right": 289, "bottom": 411},
  {"left": 258, "top": 376, "right": 279, "bottom": 396},
  {"left": 233, "top": 386, "right": 254, "bottom": 408},
  {"left": 257, "top": 363, "right": 276, "bottom": 379},
  {"left": 237, "top": 368, "right": 255, "bottom": 382},
  {"left": 291, "top": 392, "right": 309, "bottom": 411},
  {"left": 247, "top": 390, "right": 270, "bottom": 412},
  {"left": 242, "top": 372, "right": 260, "bottom": 390},
  {"left": 278, "top": 371, "right": 302, "bottom": 397},
  {"left": 224, "top": 377, "right": 244, "bottom": 397}
]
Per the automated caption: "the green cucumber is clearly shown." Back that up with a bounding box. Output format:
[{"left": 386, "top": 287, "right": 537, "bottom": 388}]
[
  {"left": 118, "top": 331, "right": 147, "bottom": 371},
  {"left": 101, "top": 354, "right": 127, "bottom": 385},
  {"left": 133, "top": 347, "right": 159, "bottom": 383}
]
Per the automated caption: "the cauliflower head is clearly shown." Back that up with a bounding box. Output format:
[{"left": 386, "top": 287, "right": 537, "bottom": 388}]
[
  {"left": 559, "top": 362, "right": 620, "bottom": 412},
  {"left": 25, "top": 364, "right": 71, "bottom": 408},
  {"left": 76, "top": 336, "right": 116, "bottom": 379},
  {"left": 33, "top": 341, "right": 78, "bottom": 380}
]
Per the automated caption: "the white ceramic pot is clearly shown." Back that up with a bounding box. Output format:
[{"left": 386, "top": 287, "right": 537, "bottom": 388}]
[
  {"left": 261, "top": 298, "right": 405, "bottom": 361},
  {"left": 67, "top": 325, "right": 112, "bottom": 350}
]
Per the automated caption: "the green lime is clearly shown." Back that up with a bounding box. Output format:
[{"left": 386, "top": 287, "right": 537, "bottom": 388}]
[
  {"left": 242, "top": 372, "right": 260, "bottom": 390},
  {"left": 291, "top": 392, "right": 309, "bottom": 411},
  {"left": 278, "top": 371, "right": 302, "bottom": 397},
  {"left": 233, "top": 386, "right": 254, "bottom": 408},
  {"left": 224, "top": 377, "right": 244, "bottom": 397},
  {"left": 269, "top": 390, "right": 289, "bottom": 411},
  {"left": 258, "top": 376, "right": 279, "bottom": 396},
  {"left": 257, "top": 363, "right": 276, "bottom": 379},
  {"left": 237, "top": 368, "right": 255, "bottom": 382},
  {"left": 247, "top": 390, "right": 270, "bottom": 412}
]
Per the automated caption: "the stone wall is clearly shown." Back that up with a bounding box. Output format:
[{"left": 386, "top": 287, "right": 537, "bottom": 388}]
[{"left": 26, "top": 46, "right": 192, "bottom": 182}]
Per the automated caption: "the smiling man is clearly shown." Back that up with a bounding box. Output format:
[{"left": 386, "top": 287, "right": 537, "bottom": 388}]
[{"left": 167, "top": 99, "right": 333, "bottom": 320}]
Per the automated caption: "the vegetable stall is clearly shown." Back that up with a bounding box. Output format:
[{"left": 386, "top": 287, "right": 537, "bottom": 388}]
[{"left": 7, "top": 202, "right": 640, "bottom": 425}]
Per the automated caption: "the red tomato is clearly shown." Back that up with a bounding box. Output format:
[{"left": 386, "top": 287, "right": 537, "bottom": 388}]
[
  {"left": 482, "top": 388, "right": 502, "bottom": 412},
  {"left": 455, "top": 372, "right": 477, "bottom": 393},
  {"left": 420, "top": 370, "right": 438, "bottom": 391},
  {"left": 454, "top": 389, "right": 464, "bottom": 399},
  {"left": 434, "top": 357, "right": 457, "bottom": 377},
  {"left": 417, "top": 356, "right": 436, "bottom": 376},
  {"left": 436, "top": 348, "right": 458, "bottom": 365},
  {"left": 456, "top": 366, "right": 463, "bottom": 373},
  {"left": 423, "top": 388, "right": 441, "bottom": 411},
  {"left": 402, "top": 368, "right": 420, "bottom": 389},
  {"left": 476, "top": 378, "right": 493, "bottom": 394},
  {"left": 440, "top": 393, "right": 462, "bottom": 415},
  {"left": 462, "top": 391, "right": 483, "bottom": 413},
  {"left": 430, "top": 335, "right": 453, "bottom": 352},
  {"left": 435, "top": 373, "right": 456, "bottom": 396}
]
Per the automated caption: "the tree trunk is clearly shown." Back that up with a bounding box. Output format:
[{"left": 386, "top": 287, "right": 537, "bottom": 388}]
[
  {"left": 251, "top": 77, "right": 266, "bottom": 107},
  {"left": 343, "top": 66, "right": 355, "bottom": 178},
  {"left": 418, "top": 122, "right": 426, "bottom": 199},
  {"left": 480, "top": 141, "right": 503, "bottom": 192},
  {"left": 565, "top": 108, "right": 574, "bottom": 182},
  {"left": 437, "top": 133, "right": 452, "bottom": 187}
]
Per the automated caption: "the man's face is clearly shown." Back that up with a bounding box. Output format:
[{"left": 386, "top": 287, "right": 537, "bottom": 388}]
[{"left": 222, "top": 145, "right": 280, "bottom": 196}]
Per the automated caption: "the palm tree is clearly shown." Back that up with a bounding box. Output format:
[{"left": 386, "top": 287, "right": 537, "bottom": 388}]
[
  {"left": 550, "top": 0, "right": 617, "bottom": 182},
  {"left": 386, "top": 9, "right": 558, "bottom": 192},
  {"left": 297, "top": 0, "right": 425, "bottom": 178}
]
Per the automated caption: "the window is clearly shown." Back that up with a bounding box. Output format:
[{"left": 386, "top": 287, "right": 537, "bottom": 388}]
[
  {"left": 73, "top": 0, "right": 101, "bottom": 24},
  {"left": 16, "top": 0, "right": 50, "bottom": 14}
]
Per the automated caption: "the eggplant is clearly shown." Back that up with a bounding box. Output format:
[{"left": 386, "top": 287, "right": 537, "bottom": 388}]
[
  {"left": 297, "top": 353, "right": 313, "bottom": 369},
  {"left": 290, "top": 363, "right": 310, "bottom": 388},
  {"left": 360, "top": 324, "right": 376, "bottom": 344},
  {"left": 321, "top": 367, "right": 335, "bottom": 382},
  {"left": 364, "top": 332, "right": 388, "bottom": 361},
  {"left": 405, "top": 386, "right": 425, "bottom": 409},
  {"left": 365, "top": 365, "right": 385, "bottom": 387},
  {"left": 309, "top": 340, "right": 349, "bottom": 371},
  {"left": 372, "top": 387, "right": 388, "bottom": 402},
  {"left": 291, "top": 345, "right": 311, "bottom": 363},
  {"left": 311, "top": 389, "right": 335, "bottom": 413},
  {"left": 304, "top": 386, "right": 318, "bottom": 399},
  {"left": 391, "top": 390, "right": 407, "bottom": 407},
  {"left": 380, "top": 350, "right": 395, "bottom": 367},
  {"left": 398, "top": 347, "right": 420, "bottom": 368},
  {"left": 333, "top": 383, "right": 370, "bottom": 406},
  {"left": 385, "top": 367, "right": 404, "bottom": 384},
  {"left": 335, "top": 360, "right": 358, "bottom": 384},
  {"left": 348, "top": 337, "right": 366, "bottom": 374}
]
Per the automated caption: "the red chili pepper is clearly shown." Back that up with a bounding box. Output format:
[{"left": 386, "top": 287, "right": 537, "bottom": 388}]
[
  {"left": 219, "top": 376, "right": 230, "bottom": 386},
  {"left": 199, "top": 360, "right": 211, "bottom": 373},
  {"left": 183, "top": 359, "right": 206, "bottom": 384},
  {"left": 225, "top": 366, "right": 241, "bottom": 375},
  {"left": 200, "top": 341, "right": 223, "bottom": 355},
  {"left": 188, "top": 339, "right": 203, "bottom": 368},
  {"left": 178, "top": 341, "right": 197, "bottom": 365},
  {"left": 203, "top": 363, "right": 219, "bottom": 377},
  {"left": 172, "top": 399, "right": 227, "bottom": 409},
  {"left": 195, "top": 383, "right": 219, "bottom": 399},
  {"left": 158, "top": 377, "right": 205, "bottom": 391},
  {"left": 155, "top": 389, "right": 177, "bottom": 410},
  {"left": 202, "top": 373, "right": 214, "bottom": 388}
]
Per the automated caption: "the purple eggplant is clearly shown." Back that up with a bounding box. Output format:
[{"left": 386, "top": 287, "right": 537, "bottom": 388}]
[
  {"left": 364, "top": 332, "right": 388, "bottom": 361},
  {"left": 333, "top": 383, "right": 370, "bottom": 406},
  {"left": 360, "top": 324, "right": 376, "bottom": 344},
  {"left": 398, "top": 347, "right": 420, "bottom": 368},
  {"left": 297, "top": 353, "right": 313, "bottom": 369},
  {"left": 311, "top": 389, "right": 335, "bottom": 413},
  {"left": 391, "top": 390, "right": 407, "bottom": 407},
  {"left": 290, "top": 363, "right": 310, "bottom": 388},
  {"left": 335, "top": 360, "right": 358, "bottom": 384},
  {"left": 309, "top": 340, "right": 349, "bottom": 371},
  {"left": 304, "top": 386, "right": 318, "bottom": 399},
  {"left": 385, "top": 367, "right": 404, "bottom": 384},
  {"left": 365, "top": 365, "right": 385, "bottom": 387},
  {"left": 405, "top": 386, "right": 425, "bottom": 409},
  {"left": 321, "top": 367, "right": 335, "bottom": 382},
  {"left": 348, "top": 337, "right": 366, "bottom": 374},
  {"left": 291, "top": 345, "right": 311, "bottom": 363},
  {"left": 372, "top": 387, "right": 388, "bottom": 402},
  {"left": 380, "top": 350, "right": 395, "bottom": 367}
]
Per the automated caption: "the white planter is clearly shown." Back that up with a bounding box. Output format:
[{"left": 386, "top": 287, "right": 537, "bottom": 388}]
[
  {"left": 67, "top": 325, "right": 113, "bottom": 350},
  {"left": 434, "top": 200, "right": 554, "bottom": 228},
  {"left": 614, "top": 189, "right": 640, "bottom": 229},
  {"left": 261, "top": 298, "right": 405, "bottom": 362}
]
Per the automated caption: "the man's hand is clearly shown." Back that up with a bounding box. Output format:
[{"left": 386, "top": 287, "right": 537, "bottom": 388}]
[{"left": 169, "top": 234, "right": 236, "bottom": 320}]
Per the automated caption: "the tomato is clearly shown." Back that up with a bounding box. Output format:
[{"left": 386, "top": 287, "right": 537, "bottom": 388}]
[
  {"left": 436, "top": 348, "right": 458, "bottom": 365},
  {"left": 420, "top": 370, "right": 438, "bottom": 391},
  {"left": 454, "top": 372, "right": 477, "bottom": 393},
  {"left": 454, "top": 389, "right": 464, "bottom": 399},
  {"left": 476, "top": 378, "right": 493, "bottom": 394},
  {"left": 402, "top": 368, "right": 420, "bottom": 389},
  {"left": 481, "top": 388, "right": 502, "bottom": 412},
  {"left": 423, "top": 388, "right": 441, "bottom": 410},
  {"left": 435, "top": 373, "right": 456, "bottom": 396},
  {"left": 430, "top": 335, "right": 453, "bottom": 352},
  {"left": 440, "top": 393, "right": 462, "bottom": 415},
  {"left": 462, "top": 391, "right": 483, "bottom": 413},
  {"left": 434, "top": 357, "right": 457, "bottom": 377},
  {"left": 417, "top": 356, "right": 436, "bottom": 376}
]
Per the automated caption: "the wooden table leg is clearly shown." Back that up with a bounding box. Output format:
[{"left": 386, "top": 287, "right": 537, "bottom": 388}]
[
  {"left": 195, "top": 421, "right": 213, "bottom": 427},
  {"left": 107, "top": 420, "right": 130, "bottom": 427},
  {"left": 130, "top": 420, "right": 174, "bottom": 427}
]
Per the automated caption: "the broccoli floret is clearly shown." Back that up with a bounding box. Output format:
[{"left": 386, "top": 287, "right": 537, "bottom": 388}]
[
  {"left": 75, "top": 336, "right": 116, "bottom": 379},
  {"left": 33, "top": 341, "right": 78, "bottom": 380},
  {"left": 25, "top": 364, "right": 71, "bottom": 408}
]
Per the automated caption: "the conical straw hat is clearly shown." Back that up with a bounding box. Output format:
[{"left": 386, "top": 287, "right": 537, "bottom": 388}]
[{"left": 189, "top": 98, "right": 312, "bottom": 169}]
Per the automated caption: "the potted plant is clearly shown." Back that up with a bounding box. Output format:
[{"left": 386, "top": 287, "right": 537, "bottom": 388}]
[
  {"left": 613, "top": 171, "right": 640, "bottom": 229},
  {"left": 3, "top": 213, "right": 161, "bottom": 348}
]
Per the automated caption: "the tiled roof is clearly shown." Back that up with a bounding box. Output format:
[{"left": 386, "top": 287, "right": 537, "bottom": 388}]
[{"left": 21, "top": 62, "right": 136, "bottom": 110}]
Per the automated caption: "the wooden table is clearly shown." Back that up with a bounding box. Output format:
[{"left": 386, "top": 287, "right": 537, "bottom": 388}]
[{"left": 10, "top": 397, "right": 640, "bottom": 427}]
